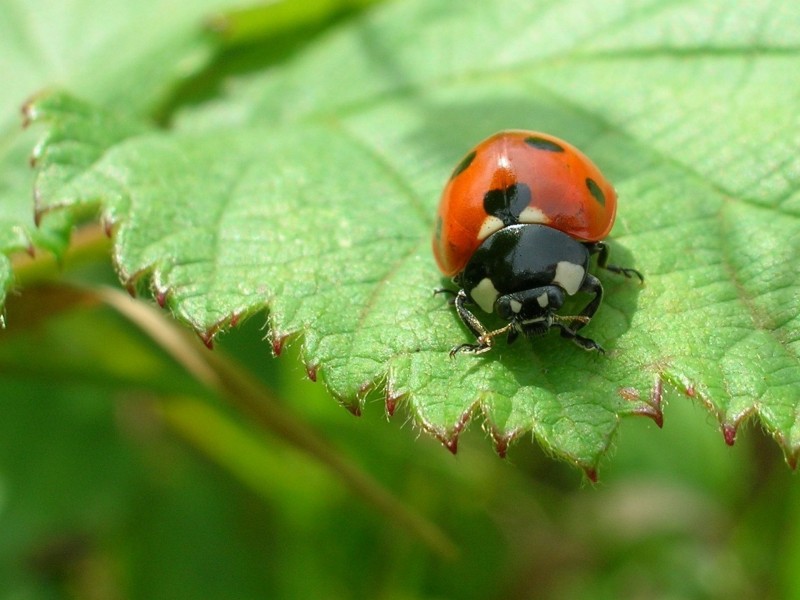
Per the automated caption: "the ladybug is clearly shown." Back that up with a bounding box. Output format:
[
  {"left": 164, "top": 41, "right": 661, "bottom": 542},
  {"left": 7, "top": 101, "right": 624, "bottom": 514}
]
[{"left": 433, "top": 130, "right": 642, "bottom": 355}]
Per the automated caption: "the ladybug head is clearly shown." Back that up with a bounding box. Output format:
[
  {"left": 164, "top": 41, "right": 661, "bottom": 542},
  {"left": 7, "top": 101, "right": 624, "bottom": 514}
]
[{"left": 494, "top": 286, "right": 565, "bottom": 325}]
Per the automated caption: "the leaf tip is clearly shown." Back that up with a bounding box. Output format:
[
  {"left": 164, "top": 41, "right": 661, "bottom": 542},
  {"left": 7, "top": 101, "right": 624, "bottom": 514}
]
[
  {"left": 770, "top": 433, "right": 800, "bottom": 469},
  {"left": 155, "top": 289, "right": 168, "bottom": 308},
  {"left": 421, "top": 406, "right": 476, "bottom": 455},
  {"left": 385, "top": 389, "right": 406, "bottom": 418},
  {"left": 583, "top": 466, "right": 599, "bottom": 483},
  {"left": 32, "top": 187, "right": 45, "bottom": 227},
  {"left": 618, "top": 380, "right": 663, "bottom": 428},
  {"left": 305, "top": 363, "right": 318, "bottom": 382},
  {"left": 443, "top": 436, "right": 459, "bottom": 455},
  {"left": 493, "top": 435, "right": 510, "bottom": 458},
  {"left": 486, "top": 422, "right": 521, "bottom": 458},
  {"left": 343, "top": 400, "right": 362, "bottom": 417},
  {"left": 20, "top": 95, "right": 39, "bottom": 128},
  {"left": 419, "top": 422, "right": 459, "bottom": 454},
  {"left": 198, "top": 330, "right": 215, "bottom": 350},
  {"left": 722, "top": 422, "right": 737, "bottom": 446},
  {"left": 269, "top": 330, "right": 289, "bottom": 356},
  {"left": 385, "top": 395, "right": 397, "bottom": 417}
]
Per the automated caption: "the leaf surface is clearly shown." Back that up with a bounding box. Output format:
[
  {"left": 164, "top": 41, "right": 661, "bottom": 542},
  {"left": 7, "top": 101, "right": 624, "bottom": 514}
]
[
  {"left": 18, "top": 0, "right": 800, "bottom": 472},
  {"left": 0, "top": 0, "right": 243, "bottom": 306}
]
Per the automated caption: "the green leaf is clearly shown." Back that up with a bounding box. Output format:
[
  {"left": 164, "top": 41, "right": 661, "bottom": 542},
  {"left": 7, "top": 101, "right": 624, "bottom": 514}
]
[
  {"left": 0, "top": 0, "right": 246, "bottom": 306},
  {"left": 16, "top": 0, "right": 800, "bottom": 473}
]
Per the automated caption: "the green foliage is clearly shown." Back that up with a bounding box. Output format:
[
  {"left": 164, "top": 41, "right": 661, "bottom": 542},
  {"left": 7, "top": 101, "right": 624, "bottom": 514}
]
[
  {"left": 1, "top": 0, "right": 800, "bottom": 597},
  {"left": 14, "top": 0, "right": 800, "bottom": 472}
]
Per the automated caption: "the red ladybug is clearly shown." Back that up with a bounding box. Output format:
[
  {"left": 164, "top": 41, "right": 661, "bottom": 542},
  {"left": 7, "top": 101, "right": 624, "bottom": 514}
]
[{"left": 433, "top": 130, "right": 642, "bottom": 355}]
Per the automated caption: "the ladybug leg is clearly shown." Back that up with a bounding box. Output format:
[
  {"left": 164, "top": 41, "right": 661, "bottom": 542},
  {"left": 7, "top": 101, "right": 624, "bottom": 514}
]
[
  {"left": 521, "top": 275, "right": 604, "bottom": 352},
  {"left": 551, "top": 323, "right": 605, "bottom": 354},
  {"left": 433, "top": 287, "right": 458, "bottom": 305},
  {"left": 590, "top": 242, "right": 644, "bottom": 282},
  {"left": 449, "top": 289, "right": 511, "bottom": 356},
  {"left": 573, "top": 273, "right": 603, "bottom": 332},
  {"left": 550, "top": 274, "right": 607, "bottom": 353}
]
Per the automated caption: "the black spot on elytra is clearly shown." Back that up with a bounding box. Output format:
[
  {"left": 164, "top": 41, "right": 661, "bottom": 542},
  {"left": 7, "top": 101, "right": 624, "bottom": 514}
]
[
  {"left": 483, "top": 183, "right": 532, "bottom": 227},
  {"left": 524, "top": 136, "right": 565, "bottom": 153},
  {"left": 585, "top": 177, "right": 606, "bottom": 206},
  {"left": 450, "top": 150, "right": 476, "bottom": 180}
]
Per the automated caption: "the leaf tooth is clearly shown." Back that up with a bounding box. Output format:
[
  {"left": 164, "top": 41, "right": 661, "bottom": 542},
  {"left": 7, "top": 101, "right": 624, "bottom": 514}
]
[
  {"left": 124, "top": 280, "right": 137, "bottom": 298},
  {"left": 419, "top": 404, "right": 476, "bottom": 455},
  {"left": 633, "top": 405, "right": 664, "bottom": 429},
  {"left": 229, "top": 312, "right": 240, "bottom": 328},
  {"left": 483, "top": 418, "right": 522, "bottom": 458},
  {"left": 197, "top": 330, "right": 215, "bottom": 350},
  {"left": 418, "top": 423, "right": 451, "bottom": 452},
  {"left": 20, "top": 94, "right": 41, "bottom": 128},
  {"left": 155, "top": 288, "right": 168, "bottom": 308},
  {"left": 785, "top": 447, "right": 798, "bottom": 471},
  {"left": 491, "top": 433, "right": 514, "bottom": 458},
  {"left": 305, "top": 363, "right": 318, "bottom": 382},
  {"left": 639, "top": 376, "right": 665, "bottom": 428},
  {"left": 383, "top": 368, "right": 406, "bottom": 418},
  {"left": 32, "top": 187, "right": 45, "bottom": 227},
  {"left": 102, "top": 218, "right": 114, "bottom": 238},
  {"left": 617, "top": 378, "right": 664, "bottom": 428},
  {"left": 722, "top": 422, "right": 738, "bottom": 446},
  {"left": 384, "top": 390, "right": 407, "bottom": 418},
  {"left": 583, "top": 467, "right": 599, "bottom": 483},
  {"left": 270, "top": 331, "right": 290, "bottom": 357},
  {"left": 443, "top": 437, "right": 458, "bottom": 455},
  {"left": 320, "top": 374, "right": 362, "bottom": 414},
  {"left": 385, "top": 395, "right": 397, "bottom": 417},
  {"left": 342, "top": 400, "right": 362, "bottom": 417}
]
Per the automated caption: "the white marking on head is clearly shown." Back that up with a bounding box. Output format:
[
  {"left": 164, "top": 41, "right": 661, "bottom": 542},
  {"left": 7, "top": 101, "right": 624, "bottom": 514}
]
[
  {"left": 554, "top": 261, "right": 585, "bottom": 296},
  {"left": 509, "top": 299, "right": 522, "bottom": 313},
  {"left": 471, "top": 278, "right": 499, "bottom": 313},
  {"left": 537, "top": 293, "right": 548, "bottom": 308},
  {"left": 477, "top": 216, "right": 504, "bottom": 241},
  {"left": 517, "top": 206, "right": 549, "bottom": 225}
]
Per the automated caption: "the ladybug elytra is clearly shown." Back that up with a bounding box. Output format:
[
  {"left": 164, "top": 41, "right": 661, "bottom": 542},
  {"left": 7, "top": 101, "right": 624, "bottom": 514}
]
[{"left": 433, "top": 130, "right": 642, "bottom": 356}]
